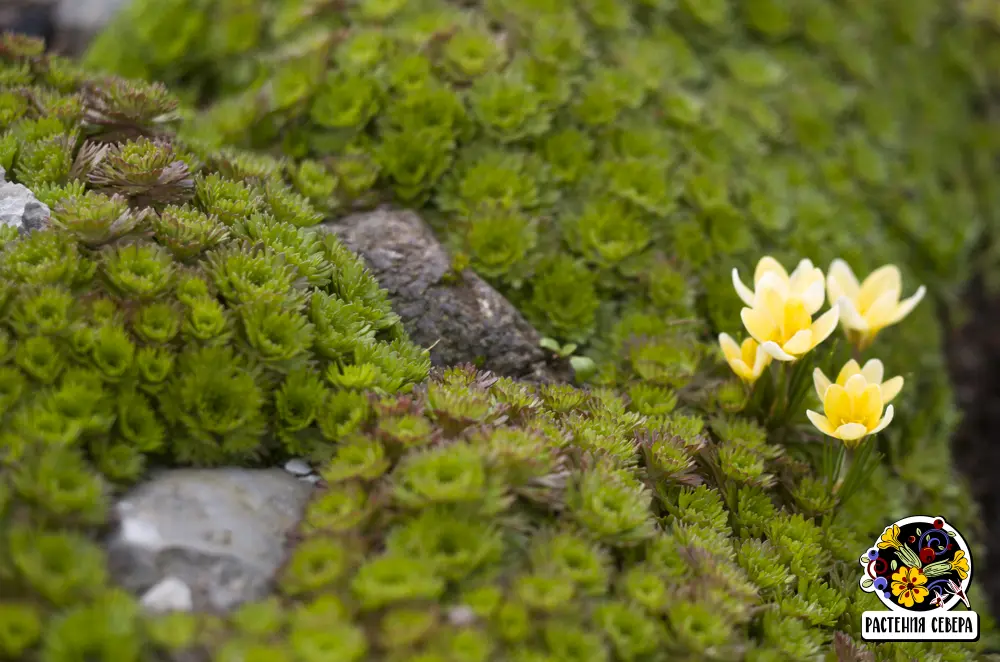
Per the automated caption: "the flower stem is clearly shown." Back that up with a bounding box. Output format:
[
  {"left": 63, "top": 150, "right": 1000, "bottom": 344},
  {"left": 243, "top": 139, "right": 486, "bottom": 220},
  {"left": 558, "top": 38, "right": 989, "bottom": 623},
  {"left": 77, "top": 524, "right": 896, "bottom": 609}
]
[{"left": 835, "top": 437, "right": 882, "bottom": 512}]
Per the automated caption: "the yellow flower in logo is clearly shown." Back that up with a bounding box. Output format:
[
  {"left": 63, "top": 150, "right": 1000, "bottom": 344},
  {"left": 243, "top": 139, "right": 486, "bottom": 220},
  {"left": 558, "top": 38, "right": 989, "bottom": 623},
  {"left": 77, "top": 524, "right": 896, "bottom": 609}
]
[
  {"left": 813, "top": 358, "right": 904, "bottom": 406},
  {"left": 718, "top": 334, "right": 771, "bottom": 383},
  {"left": 806, "top": 373, "right": 894, "bottom": 447},
  {"left": 877, "top": 524, "right": 902, "bottom": 550},
  {"left": 891, "top": 566, "right": 929, "bottom": 608},
  {"left": 826, "top": 260, "right": 926, "bottom": 349},
  {"left": 950, "top": 550, "right": 970, "bottom": 580}
]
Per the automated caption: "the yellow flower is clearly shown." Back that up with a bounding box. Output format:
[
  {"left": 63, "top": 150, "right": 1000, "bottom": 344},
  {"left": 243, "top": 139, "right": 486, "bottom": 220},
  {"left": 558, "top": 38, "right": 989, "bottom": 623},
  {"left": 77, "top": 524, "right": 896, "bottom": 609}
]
[
  {"left": 877, "top": 524, "right": 902, "bottom": 549},
  {"left": 718, "top": 334, "right": 771, "bottom": 383},
  {"left": 806, "top": 373, "right": 894, "bottom": 447},
  {"left": 740, "top": 281, "right": 840, "bottom": 362},
  {"left": 950, "top": 550, "right": 970, "bottom": 580},
  {"left": 827, "top": 260, "right": 926, "bottom": 349},
  {"left": 891, "top": 566, "right": 929, "bottom": 608},
  {"left": 733, "top": 256, "right": 826, "bottom": 315},
  {"left": 813, "top": 358, "right": 904, "bottom": 406}
]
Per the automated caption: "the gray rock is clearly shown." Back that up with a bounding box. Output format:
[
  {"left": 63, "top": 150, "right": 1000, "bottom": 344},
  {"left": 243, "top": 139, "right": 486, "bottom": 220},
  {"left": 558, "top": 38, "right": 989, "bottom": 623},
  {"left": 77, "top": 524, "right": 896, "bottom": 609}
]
[
  {"left": 106, "top": 468, "right": 314, "bottom": 613},
  {"left": 318, "top": 208, "right": 571, "bottom": 383},
  {"left": 0, "top": 167, "right": 51, "bottom": 235},
  {"left": 140, "top": 576, "right": 193, "bottom": 613},
  {"left": 0, "top": 2, "right": 55, "bottom": 45},
  {"left": 53, "top": 0, "right": 129, "bottom": 55},
  {"left": 448, "top": 605, "right": 477, "bottom": 626},
  {"left": 283, "top": 458, "right": 312, "bottom": 476}
]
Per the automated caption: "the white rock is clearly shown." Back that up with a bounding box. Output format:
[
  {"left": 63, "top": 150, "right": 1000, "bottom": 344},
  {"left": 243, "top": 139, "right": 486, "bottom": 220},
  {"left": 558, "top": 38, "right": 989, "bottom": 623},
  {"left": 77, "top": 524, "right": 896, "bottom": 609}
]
[
  {"left": 300, "top": 474, "right": 322, "bottom": 485},
  {"left": 448, "top": 605, "right": 477, "bottom": 626},
  {"left": 0, "top": 176, "right": 50, "bottom": 235},
  {"left": 118, "top": 515, "right": 164, "bottom": 550},
  {"left": 106, "top": 468, "right": 313, "bottom": 612},
  {"left": 283, "top": 458, "right": 312, "bottom": 476},
  {"left": 140, "top": 577, "right": 193, "bottom": 613}
]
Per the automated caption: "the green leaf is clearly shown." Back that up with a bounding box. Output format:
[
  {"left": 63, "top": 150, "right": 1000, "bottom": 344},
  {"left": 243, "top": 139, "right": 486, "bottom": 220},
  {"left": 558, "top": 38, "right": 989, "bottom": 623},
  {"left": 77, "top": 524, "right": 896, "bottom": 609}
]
[
  {"left": 862, "top": 578, "right": 874, "bottom": 589},
  {"left": 540, "top": 337, "right": 562, "bottom": 352},
  {"left": 891, "top": 560, "right": 898, "bottom": 571},
  {"left": 570, "top": 356, "right": 598, "bottom": 383}
]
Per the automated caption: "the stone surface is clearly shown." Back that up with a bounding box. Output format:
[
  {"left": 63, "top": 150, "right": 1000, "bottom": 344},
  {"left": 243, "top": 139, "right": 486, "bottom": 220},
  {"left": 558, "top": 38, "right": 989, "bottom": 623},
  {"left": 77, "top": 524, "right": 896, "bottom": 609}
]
[
  {"left": 0, "top": 0, "right": 129, "bottom": 56},
  {"left": 0, "top": 2, "right": 55, "bottom": 45},
  {"left": 140, "top": 576, "right": 194, "bottom": 613},
  {"left": 0, "top": 167, "right": 51, "bottom": 235},
  {"left": 283, "top": 458, "right": 312, "bottom": 476},
  {"left": 319, "top": 208, "right": 572, "bottom": 383},
  {"left": 106, "top": 468, "right": 314, "bottom": 612},
  {"left": 53, "top": 0, "right": 129, "bottom": 54}
]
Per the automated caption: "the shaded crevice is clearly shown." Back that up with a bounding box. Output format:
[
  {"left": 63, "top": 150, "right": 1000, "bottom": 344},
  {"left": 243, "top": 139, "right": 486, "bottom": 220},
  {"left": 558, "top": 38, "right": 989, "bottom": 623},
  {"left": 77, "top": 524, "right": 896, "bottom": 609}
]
[{"left": 947, "top": 276, "right": 1000, "bottom": 620}]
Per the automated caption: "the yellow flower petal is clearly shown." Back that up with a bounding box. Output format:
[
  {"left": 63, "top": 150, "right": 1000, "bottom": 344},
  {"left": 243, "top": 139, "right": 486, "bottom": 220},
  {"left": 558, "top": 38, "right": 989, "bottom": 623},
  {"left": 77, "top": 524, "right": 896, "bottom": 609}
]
[
  {"left": 719, "top": 336, "right": 769, "bottom": 382},
  {"left": 856, "top": 383, "right": 884, "bottom": 431},
  {"left": 782, "top": 329, "right": 813, "bottom": 356},
  {"left": 789, "top": 259, "right": 825, "bottom": 314},
  {"left": 869, "top": 405, "right": 894, "bottom": 435},
  {"left": 880, "top": 376, "right": 904, "bottom": 404},
  {"left": 951, "top": 551, "right": 970, "bottom": 580},
  {"left": 835, "top": 422, "right": 869, "bottom": 443},
  {"left": 754, "top": 281, "right": 788, "bottom": 322},
  {"left": 719, "top": 333, "right": 741, "bottom": 362},
  {"left": 880, "top": 525, "right": 902, "bottom": 549},
  {"left": 781, "top": 299, "right": 812, "bottom": 344},
  {"left": 824, "top": 384, "right": 852, "bottom": 427},
  {"left": 760, "top": 340, "right": 796, "bottom": 362},
  {"left": 731, "top": 268, "right": 755, "bottom": 308},
  {"left": 836, "top": 296, "right": 869, "bottom": 331},
  {"left": 751, "top": 342, "right": 771, "bottom": 377},
  {"left": 808, "top": 306, "right": 840, "bottom": 347},
  {"left": 863, "top": 288, "right": 901, "bottom": 331},
  {"left": 807, "top": 409, "right": 837, "bottom": 436},
  {"left": 844, "top": 373, "right": 868, "bottom": 399},
  {"left": 754, "top": 256, "right": 788, "bottom": 287},
  {"left": 860, "top": 359, "right": 884, "bottom": 385},
  {"left": 858, "top": 264, "right": 902, "bottom": 313},
  {"left": 798, "top": 278, "right": 826, "bottom": 316},
  {"left": 836, "top": 359, "right": 862, "bottom": 385},
  {"left": 741, "top": 307, "right": 776, "bottom": 345},
  {"left": 813, "top": 368, "right": 832, "bottom": 401},
  {"left": 889, "top": 285, "right": 926, "bottom": 326},
  {"left": 827, "top": 259, "right": 860, "bottom": 304}
]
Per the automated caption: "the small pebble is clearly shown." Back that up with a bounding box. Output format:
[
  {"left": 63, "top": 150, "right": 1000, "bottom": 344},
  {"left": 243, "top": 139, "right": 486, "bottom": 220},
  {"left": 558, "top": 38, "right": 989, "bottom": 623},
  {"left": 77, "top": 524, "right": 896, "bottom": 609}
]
[
  {"left": 448, "top": 605, "right": 477, "bottom": 626},
  {"left": 283, "top": 458, "right": 312, "bottom": 476},
  {"left": 140, "top": 577, "right": 194, "bottom": 613},
  {"left": 300, "top": 474, "right": 321, "bottom": 485}
]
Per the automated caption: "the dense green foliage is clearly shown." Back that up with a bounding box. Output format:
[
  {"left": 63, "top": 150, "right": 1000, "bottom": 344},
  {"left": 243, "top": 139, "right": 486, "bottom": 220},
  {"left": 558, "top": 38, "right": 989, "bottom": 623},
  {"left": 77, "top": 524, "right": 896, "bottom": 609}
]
[
  {"left": 0, "top": 0, "right": 996, "bottom": 658},
  {"left": 0, "top": 33, "right": 432, "bottom": 659}
]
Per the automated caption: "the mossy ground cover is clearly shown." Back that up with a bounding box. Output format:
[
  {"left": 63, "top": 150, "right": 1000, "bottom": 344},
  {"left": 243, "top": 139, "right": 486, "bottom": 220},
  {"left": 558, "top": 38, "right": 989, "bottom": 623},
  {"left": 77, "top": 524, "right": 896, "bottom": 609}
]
[{"left": 0, "top": 0, "right": 998, "bottom": 660}]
